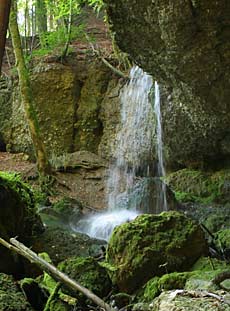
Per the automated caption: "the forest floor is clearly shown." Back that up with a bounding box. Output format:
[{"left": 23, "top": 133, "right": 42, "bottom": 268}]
[{"left": 0, "top": 151, "right": 106, "bottom": 209}]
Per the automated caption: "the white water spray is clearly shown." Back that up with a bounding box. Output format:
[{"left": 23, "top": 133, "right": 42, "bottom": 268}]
[
  {"left": 154, "top": 81, "right": 167, "bottom": 212},
  {"left": 72, "top": 68, "right": 167, "bottom": 240}
]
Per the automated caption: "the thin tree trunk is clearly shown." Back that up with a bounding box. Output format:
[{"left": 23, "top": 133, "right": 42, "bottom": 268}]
[
  {"left": 0, "top": 237, "right": 114, "bottom": 311},
  {"left": 9, "top": 0, "right": 51, "bottom": 176},
  {"left": 36, "top": 0, "right": 47, "bottom": 46},
  {"left": 0, "top": 0, "right": 11, "bottom": 74}
]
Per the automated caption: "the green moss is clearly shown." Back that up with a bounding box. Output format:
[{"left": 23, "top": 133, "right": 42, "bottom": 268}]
[
  {"left": 158, "top": 272, "right": 190, "bottom": 291},
  {"left": 106, "top": 211, "right": 207, "bottom": 293},
  {"left": 185, "top": 256, "right": 230, "bottom": 291},
  {"left": 215, "top": 229, "right": 230, "bottom": 250},
  {"left": 57, "top": 256, "right": 112, "bottom": 302},
  {"left": 0, "top": 273, "right": 33, "bottom": 310},
  {"left": 141, "top": 277, "right": 160, "bottom": 302},
  {"left": 166, "top": 169, "right": 230, "bottom": 204},
  {"left": 0, "top": 171, "right": 34, "bottom": 208}
]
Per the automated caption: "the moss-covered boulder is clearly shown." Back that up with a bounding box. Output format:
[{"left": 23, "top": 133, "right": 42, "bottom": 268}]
[
  {"left": 166, "top": 168, "right": 230, "bottom": 205},
  {"left": 0, "top": 172, "right": 43, "bottom": 274},
  {"left": 0, "top": 273, "right": 33, "bottom": 310},
  {"left": 33, "top": 228, "right": 106, "bottom": 265},
  {"left": 57, "top": 256, "right": 112, "bottom": 303},
  {"left": 138, "top": 256, "right": 230, "bottom": 304},
  {"left": 106, "top": 211, "right": 207, "bottom": 293},
  {"left": 185, "top": 257, "right": 230, "bottom": 291}
]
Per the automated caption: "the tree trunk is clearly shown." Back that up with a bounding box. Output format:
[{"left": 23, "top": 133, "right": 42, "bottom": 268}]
[
  {"left": 36, "top": 0, "right": 47, "bottom": 46},
  {"left": 9, "top": 0, "right": 51, "bottom": 176},
  {"left": 0, "top": 0, "right": 11, "bottom": 74}
]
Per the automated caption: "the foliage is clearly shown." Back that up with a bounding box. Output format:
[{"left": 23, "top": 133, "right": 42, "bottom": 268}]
[
  {"left": 33, "top": 24, "right": 85, "bottom": 57},
  {"left": 87, "top": 0, "right": 104, "bottom": 14}
]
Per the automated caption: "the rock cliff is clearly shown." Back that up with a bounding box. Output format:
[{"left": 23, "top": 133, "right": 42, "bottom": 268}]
[{"left": 105, "top": 0, "right": 230, "bottom": 167}]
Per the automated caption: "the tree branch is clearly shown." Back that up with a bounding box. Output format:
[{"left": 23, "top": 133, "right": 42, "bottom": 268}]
[{"left": 0, "top": 237, "right": 114, "bottom": 311}]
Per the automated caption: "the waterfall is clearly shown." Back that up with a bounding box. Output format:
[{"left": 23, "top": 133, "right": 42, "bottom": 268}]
[
  {"left": 107, "top": 66, "right": 154, "bottom": 211},
  {"left": 154, "top": 81, "right": 167, "bottom": 212},
  {"left": 72, "top": 67, "right": 167, "bottom": 240}
]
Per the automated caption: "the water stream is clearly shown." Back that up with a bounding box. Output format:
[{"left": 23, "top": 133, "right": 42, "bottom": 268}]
[
  {"left": 72, "top": 66, "right": 167, "bottom": 240},
  {"left": 154, "top": 81, "right": 168, "bottom": 212}
]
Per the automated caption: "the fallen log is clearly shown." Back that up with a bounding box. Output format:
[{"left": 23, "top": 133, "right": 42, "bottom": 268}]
[{"left": 0, "top": 237, "right": 114, "bottom": 311}]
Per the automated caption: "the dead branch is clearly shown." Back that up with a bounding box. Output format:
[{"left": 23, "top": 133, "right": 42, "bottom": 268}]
[
  {"left": 85, "top": 35, "right": 129, "bottom": 80},
  {"left": 0, "top": 237, "right": 114, "bottom": 311}
]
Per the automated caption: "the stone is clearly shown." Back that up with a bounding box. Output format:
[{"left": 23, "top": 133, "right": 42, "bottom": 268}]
[
  {"left": 106, "top": 211, "right": 207, "bottom": 293},
  {"left": 32, "top": 227, "right": 106, "bottom": 265},
  {"left": 73, "top": 61, "right": 112, "bottom": 153},
  {"left": 0, "top": 172, "right": 43, "bottom": 275},
  {"left": 105, "top": 0, "right": 230, "bottom": 167},
  {"left": 148, "top": 290, "right": 230, "bottom": 311},
  {"left": 57, "top": 256, "right": 112, "bottom": 303}
]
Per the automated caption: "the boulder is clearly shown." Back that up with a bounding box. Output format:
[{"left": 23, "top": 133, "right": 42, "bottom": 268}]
[
  {"left": 140, "top": 290, "right": 230, "bottom": 311},
  {"left": 0, "top": 172, "right": 43, "bottom": 275},
  {"left": 106, "top": 211, "right": 207, "bottom": 293},
  {"left": 57, "top": 256, "right": 112, "bottom": 303},
  {"left": 32, "top": 227, "right": 106, "bottom": 265}
]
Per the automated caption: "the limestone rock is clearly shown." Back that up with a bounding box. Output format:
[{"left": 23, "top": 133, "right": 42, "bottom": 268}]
[
  {"left": 73, "top": 61, "right": 112, "bottom": 153},
  {"left": 105, "top": 0, "right": 230, "bottom": 167},
  {"left": 148, "top": 290, "right": 230, "bottom": 311},
  {"left": 106, "top": 211, "right": 207, "bottom": 293},
  {"left": 50, "top": 150, "right": 108, "bottom": 171}
]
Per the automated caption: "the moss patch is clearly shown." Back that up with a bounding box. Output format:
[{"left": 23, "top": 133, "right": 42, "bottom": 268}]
[
  {"left": 106, "top": 211, "right": 207, "bottom": 293},
  {"left": 0, "top": 273, "right": 33, "bottom": 310},
  {"left": 58, "top": 256, "right": 112, "bottom": 302},
  {"left": 166, "top": 169, "right": 230, "bottom": 205}
]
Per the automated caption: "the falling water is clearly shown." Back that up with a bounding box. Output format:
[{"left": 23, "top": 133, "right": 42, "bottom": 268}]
[
  {"left": 107, "top": 66, "right": 154, "bottom": 211},
  {"left": 72, "top": 66, "right": 155, "bottom": 240},
  {"left": 154, "top": 81, "right": 167, "bottom": 212}
]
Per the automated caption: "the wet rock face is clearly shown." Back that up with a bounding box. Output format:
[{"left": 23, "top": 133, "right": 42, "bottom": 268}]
[
  {"left": 106, "top": 211, "right": 208, "bottom": 293},
  {"left": 105, "top": 0, "right": 230, "bottom": 166},
  {"left": 0, "top": 61, "right": 119, "bottom": 159}
]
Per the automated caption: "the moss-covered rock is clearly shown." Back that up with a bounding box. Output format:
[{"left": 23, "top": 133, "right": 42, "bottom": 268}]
[
  {"left": 0, "top": 172, "right": 43, "bottom": 274},
  {"left": 106, "top": 211, "right": 207, "bottom": 293},
  {"left": 0, "top": 273, "right": 33, "bottom": 310},
  {"left": 166, "top": 168, "right": 230, "bottom": 205},
  {"left": 185, "top": 256, "right": 230, "bottom": 291},
  {"left": 57, "top": 256, "right": 112, "bottom": 302},
  {"left": 33, "top": 227, "right": 106, "bottom": 265}
]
